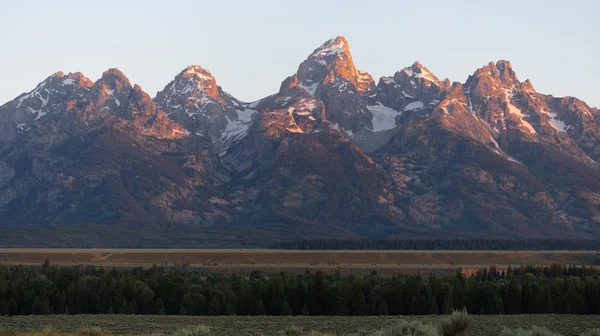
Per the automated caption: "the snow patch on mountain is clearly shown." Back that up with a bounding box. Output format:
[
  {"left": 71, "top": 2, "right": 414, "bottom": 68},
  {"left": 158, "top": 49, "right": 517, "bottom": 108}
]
[
  {"left": 414, "top": 71, "right": 437, "bottom": 83},
  {"left": 220, "top": 107, "right": 257, "bottom": 145},
  {"left": 404, "top": 101, "right": 425, "bottom": 111},
  {"left": 183, "top": 66, "right": 213, "bottom": 81},
  {"left": 295, "top": 97, "right": 319, "bottom": 112},
  {"left": 465, "top": 86, "right": 476, "bottom": 115},
  {"left": 315, "top": 38, "right": 345, "bottom": 58},
  {"left": 367, "top": 103, "right": 402, "bottom": 132},
  {"left": 543, "top": 108, "right": 570, "bottom": 133},
  {"left": 505, "top": 92, "right": 536, "bottom": 134},
  {"left": 489, "top": 135, "right": 520, "bottom": 163},
  {"left": 298, "top": 82, "right": 319, "bottom": 95}
]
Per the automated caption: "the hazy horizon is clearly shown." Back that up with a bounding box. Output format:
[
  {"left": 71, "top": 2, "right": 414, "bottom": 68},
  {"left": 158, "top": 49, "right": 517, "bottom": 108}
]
[{"left": 1, "top": 0, "right": 598, "bottom": 107}]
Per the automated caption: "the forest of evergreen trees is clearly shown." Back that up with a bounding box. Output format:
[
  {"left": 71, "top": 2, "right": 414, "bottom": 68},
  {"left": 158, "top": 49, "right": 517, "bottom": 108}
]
[
  {"left": 1, "top": 263, "right": 600, "bottom": 316},
  {"left": 268, "top": 238, "right": 600, "bottom": 251}
]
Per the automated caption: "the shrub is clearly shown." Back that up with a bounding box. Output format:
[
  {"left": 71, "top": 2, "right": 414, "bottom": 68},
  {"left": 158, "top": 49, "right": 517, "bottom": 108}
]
[
  {"left": 440, "top": 309, "right": 471, "bottom": 336},
  {"left": 281, "top": 326, "right": 304, "bottom": 336},
  {"left": 371, "top": 320, "right": 442, "bottom": 336},
  {"left": 23, "top": 327, "right": 64, "bottom": 336},
  {"left": 580, "top": 330, "right": 600, "bottom": 336},
  {"left": 278, "top": 326, "right": 334, "bottom": 336},
  {"left": 76, "top": 327, "right": 107, "bottom": 336},
  {"left": 36, "top": 327, "right": 61, "bottom": 336},
  {"left": 499, "top": 326, "right": 562, "bottom": 336},
  {"left": 305, "top": 332, "right": 335, "bottom": 336},
  {"left": 173, "top": 326, "right": 211, "bottom": 336}
]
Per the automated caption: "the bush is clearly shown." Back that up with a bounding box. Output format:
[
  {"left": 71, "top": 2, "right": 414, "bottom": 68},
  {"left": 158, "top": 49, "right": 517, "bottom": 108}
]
[
  {"left": 499, "top": 326, "right": 562, "bottom": 336},
  {"left": 440, "top": 309, "right": 471, "bottom": 336},
  {"left": 279, "top": 326, "right": 333, "bottom": 336},
  {"left": 306, "top": 332, "right": 335, "bottom": 336},
  {"left": 281, "top": 326, "right": 304, "bottom": 336},
  {"left": 173, "top": 326, "right": 211, "bottom": 336},
  {"left": 35, "top": 327, "right": 62, "bottom": 336},
  {"left": 76, "top": 327, "right": 107, "bottom": 336},
  {"left": 580, "top": 330, "right": 600, "bottom": 336},
  {"left": 371, "top": 320, "right": 442, "bottom": 336}
]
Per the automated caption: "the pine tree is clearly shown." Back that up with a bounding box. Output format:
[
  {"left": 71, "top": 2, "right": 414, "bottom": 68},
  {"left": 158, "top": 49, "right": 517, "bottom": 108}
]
[
  {"left": 127, "top": 301, "right": 138, "bottom": 315},
  {"left": 281, "top": 301, "right": 293, "bottom": 316},
  {"left": 119, "top": 299, "right": 129, "bottom": 314},
  {"left": 266, "top": 277, "right": 286, "bottom": 315},
  {"left": 8, "top": 298, "right": 18, "bottom": 316},
  {"left": 521, "top": 283, "right": 536, "bottom": 314},
  {"left": 452, "top": 279, "right": 466, "bottom": 310},
  {"left": 409, "top": 293, "right": 426, "bottom": 315},
  {"left": 503, "top": 278, "right": 522, "bottom": 314},
  {"left": 55, "top": 291, "right": 67, "bottom": 315},
  {"left": 155, "top": 298, "right": 166, "bottom": 315},
  {"left": 301, "top": 303, "right": 310, "bottom": 316},
  {"left": 441, "top": 286, "right": 454, "bottom": 314},
  {"left": 0, "top": 299, "right": 9, "bottom": 316},
  {"left": 31, "top": 297, "right": 52, "bottom": 315},
  {"left": 209, "top": 296, "right": 222, "bottom": 316},
  {"left": 377, "top": 300, "right": 388, "bottom": 316},
  {"left": 428, "top": 292, "right": 439, "bottom": 314},
  {"left": 253, "top": 299, "right": 265, "bottom": 316},
  {"left": 492, "top": 293, "right": 504, "bottom": 314}
]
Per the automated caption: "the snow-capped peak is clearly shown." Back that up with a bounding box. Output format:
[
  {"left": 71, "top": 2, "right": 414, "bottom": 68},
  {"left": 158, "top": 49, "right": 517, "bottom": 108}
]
[
  {"left": 181, "top": 65, "right": 215, "bottom": 82},
  {"left": 154, "top": 65, "right": 223, "bottom": 114},
  {"left": 399, "top": 61, "right": 441, "bottom": 84},
  {"left": 311, "top": 36, "right": 348, "bottom": 59}
]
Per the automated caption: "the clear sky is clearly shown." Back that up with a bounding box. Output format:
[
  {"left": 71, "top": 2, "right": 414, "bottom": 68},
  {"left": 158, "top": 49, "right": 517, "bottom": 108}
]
[{"left": 1, "top": 0, "right": 598, "bottom": 107}]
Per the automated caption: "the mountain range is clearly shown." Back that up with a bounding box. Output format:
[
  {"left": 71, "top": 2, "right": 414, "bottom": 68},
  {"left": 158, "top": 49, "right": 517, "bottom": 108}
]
[{"left": 1, "top": 37, "right": 599, "bottom": 246}]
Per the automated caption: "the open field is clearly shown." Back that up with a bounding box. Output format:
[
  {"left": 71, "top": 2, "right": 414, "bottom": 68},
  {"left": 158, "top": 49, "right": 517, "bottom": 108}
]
[
  {"left": 1, "top": 315, "right": 600, "bottom": 336},
  {"left": 0, "top": 248, "right": 598, "bottom": 275}
]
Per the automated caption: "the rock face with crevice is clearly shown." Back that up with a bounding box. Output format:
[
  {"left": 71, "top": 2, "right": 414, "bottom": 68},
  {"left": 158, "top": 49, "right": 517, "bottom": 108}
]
[{"left": 0, "top": 36, "right": 600, "bottom": 244}]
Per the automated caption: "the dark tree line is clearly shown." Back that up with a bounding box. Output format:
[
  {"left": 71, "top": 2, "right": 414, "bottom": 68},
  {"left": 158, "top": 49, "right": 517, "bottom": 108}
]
[
  {"left": 268, "top": 238, "right": 600, "bottom": 251},
  {"left": 1, "top": 263, "right": 600, "bottom": 316}
]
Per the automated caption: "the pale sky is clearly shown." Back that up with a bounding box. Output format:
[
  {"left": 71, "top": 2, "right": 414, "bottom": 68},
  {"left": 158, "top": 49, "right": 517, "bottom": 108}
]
[{"left": 1, "top": 0, "right": 598, "bottom": 107}]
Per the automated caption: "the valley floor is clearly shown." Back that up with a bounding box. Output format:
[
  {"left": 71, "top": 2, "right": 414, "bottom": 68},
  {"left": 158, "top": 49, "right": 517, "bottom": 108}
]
[{"left": 0, "top": 249, "right": 597, "bottom": 276}]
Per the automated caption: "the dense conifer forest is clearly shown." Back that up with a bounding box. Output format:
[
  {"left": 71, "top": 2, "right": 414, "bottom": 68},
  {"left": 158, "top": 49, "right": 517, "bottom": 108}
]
[{"left": 1, "top": 263, "right": 600, "bottom": 316}]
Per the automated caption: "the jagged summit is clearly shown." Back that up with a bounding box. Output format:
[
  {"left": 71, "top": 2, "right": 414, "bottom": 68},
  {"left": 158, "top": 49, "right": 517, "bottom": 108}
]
[
  {"left": 102, "top": 68, "right": 128, "bottom": 78},
  {"left": 156, "top": 65, "right": 220, "bottom": 105},
  {"left": 309, "top": 36, "right": 350, "bottom": 59},
  {"left": 154, "top": 65, "right": 253, "bottom": 154},
  {"left": 180, "top": 65, "right": 216, "bottom": 83},
  {"left": 470, "top": 60, "right": 520, "bottom": 89},
  {"left": 401, "top": 61, "right": 442, "bottom": 83},
  {"left": 1, "top": 37, "right": 600, "bottom": 242},
  {"left": 377, "top": 61, "right": 450, "bottom": 114},
  {"left": 95, "top": 68, "right": 132, "bottom": 89},
  {"left": 0, "top": 71, "right": 94, "bottom": 141},
  {"left": 287, "top": 36, "right": 375, "bottom": 97},
  {"left": 96, "top": 68, "right": 132, "bottom": 90}
]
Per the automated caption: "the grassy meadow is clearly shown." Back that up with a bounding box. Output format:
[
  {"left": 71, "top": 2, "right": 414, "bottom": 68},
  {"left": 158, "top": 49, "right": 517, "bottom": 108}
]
[{"left": 1, "top": 314, "right": 600, "bottom": 336}]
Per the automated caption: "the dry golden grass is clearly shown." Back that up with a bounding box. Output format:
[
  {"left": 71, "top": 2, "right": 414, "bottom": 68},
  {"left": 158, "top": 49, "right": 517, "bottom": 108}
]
[{"left": 0, "top": 249, "right": 597, "bottom": 276}]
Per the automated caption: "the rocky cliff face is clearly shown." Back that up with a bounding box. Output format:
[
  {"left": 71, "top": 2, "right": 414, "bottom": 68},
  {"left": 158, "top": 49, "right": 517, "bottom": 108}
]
[
  {"left": 0, "top": 36, "right": 599, "bottom": 243},
  {"left": 154, "top": 66, "right": 257, "bottom": 154},
  {"left": 0, "top": 69, "right": 228, "bottom": 226}
]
